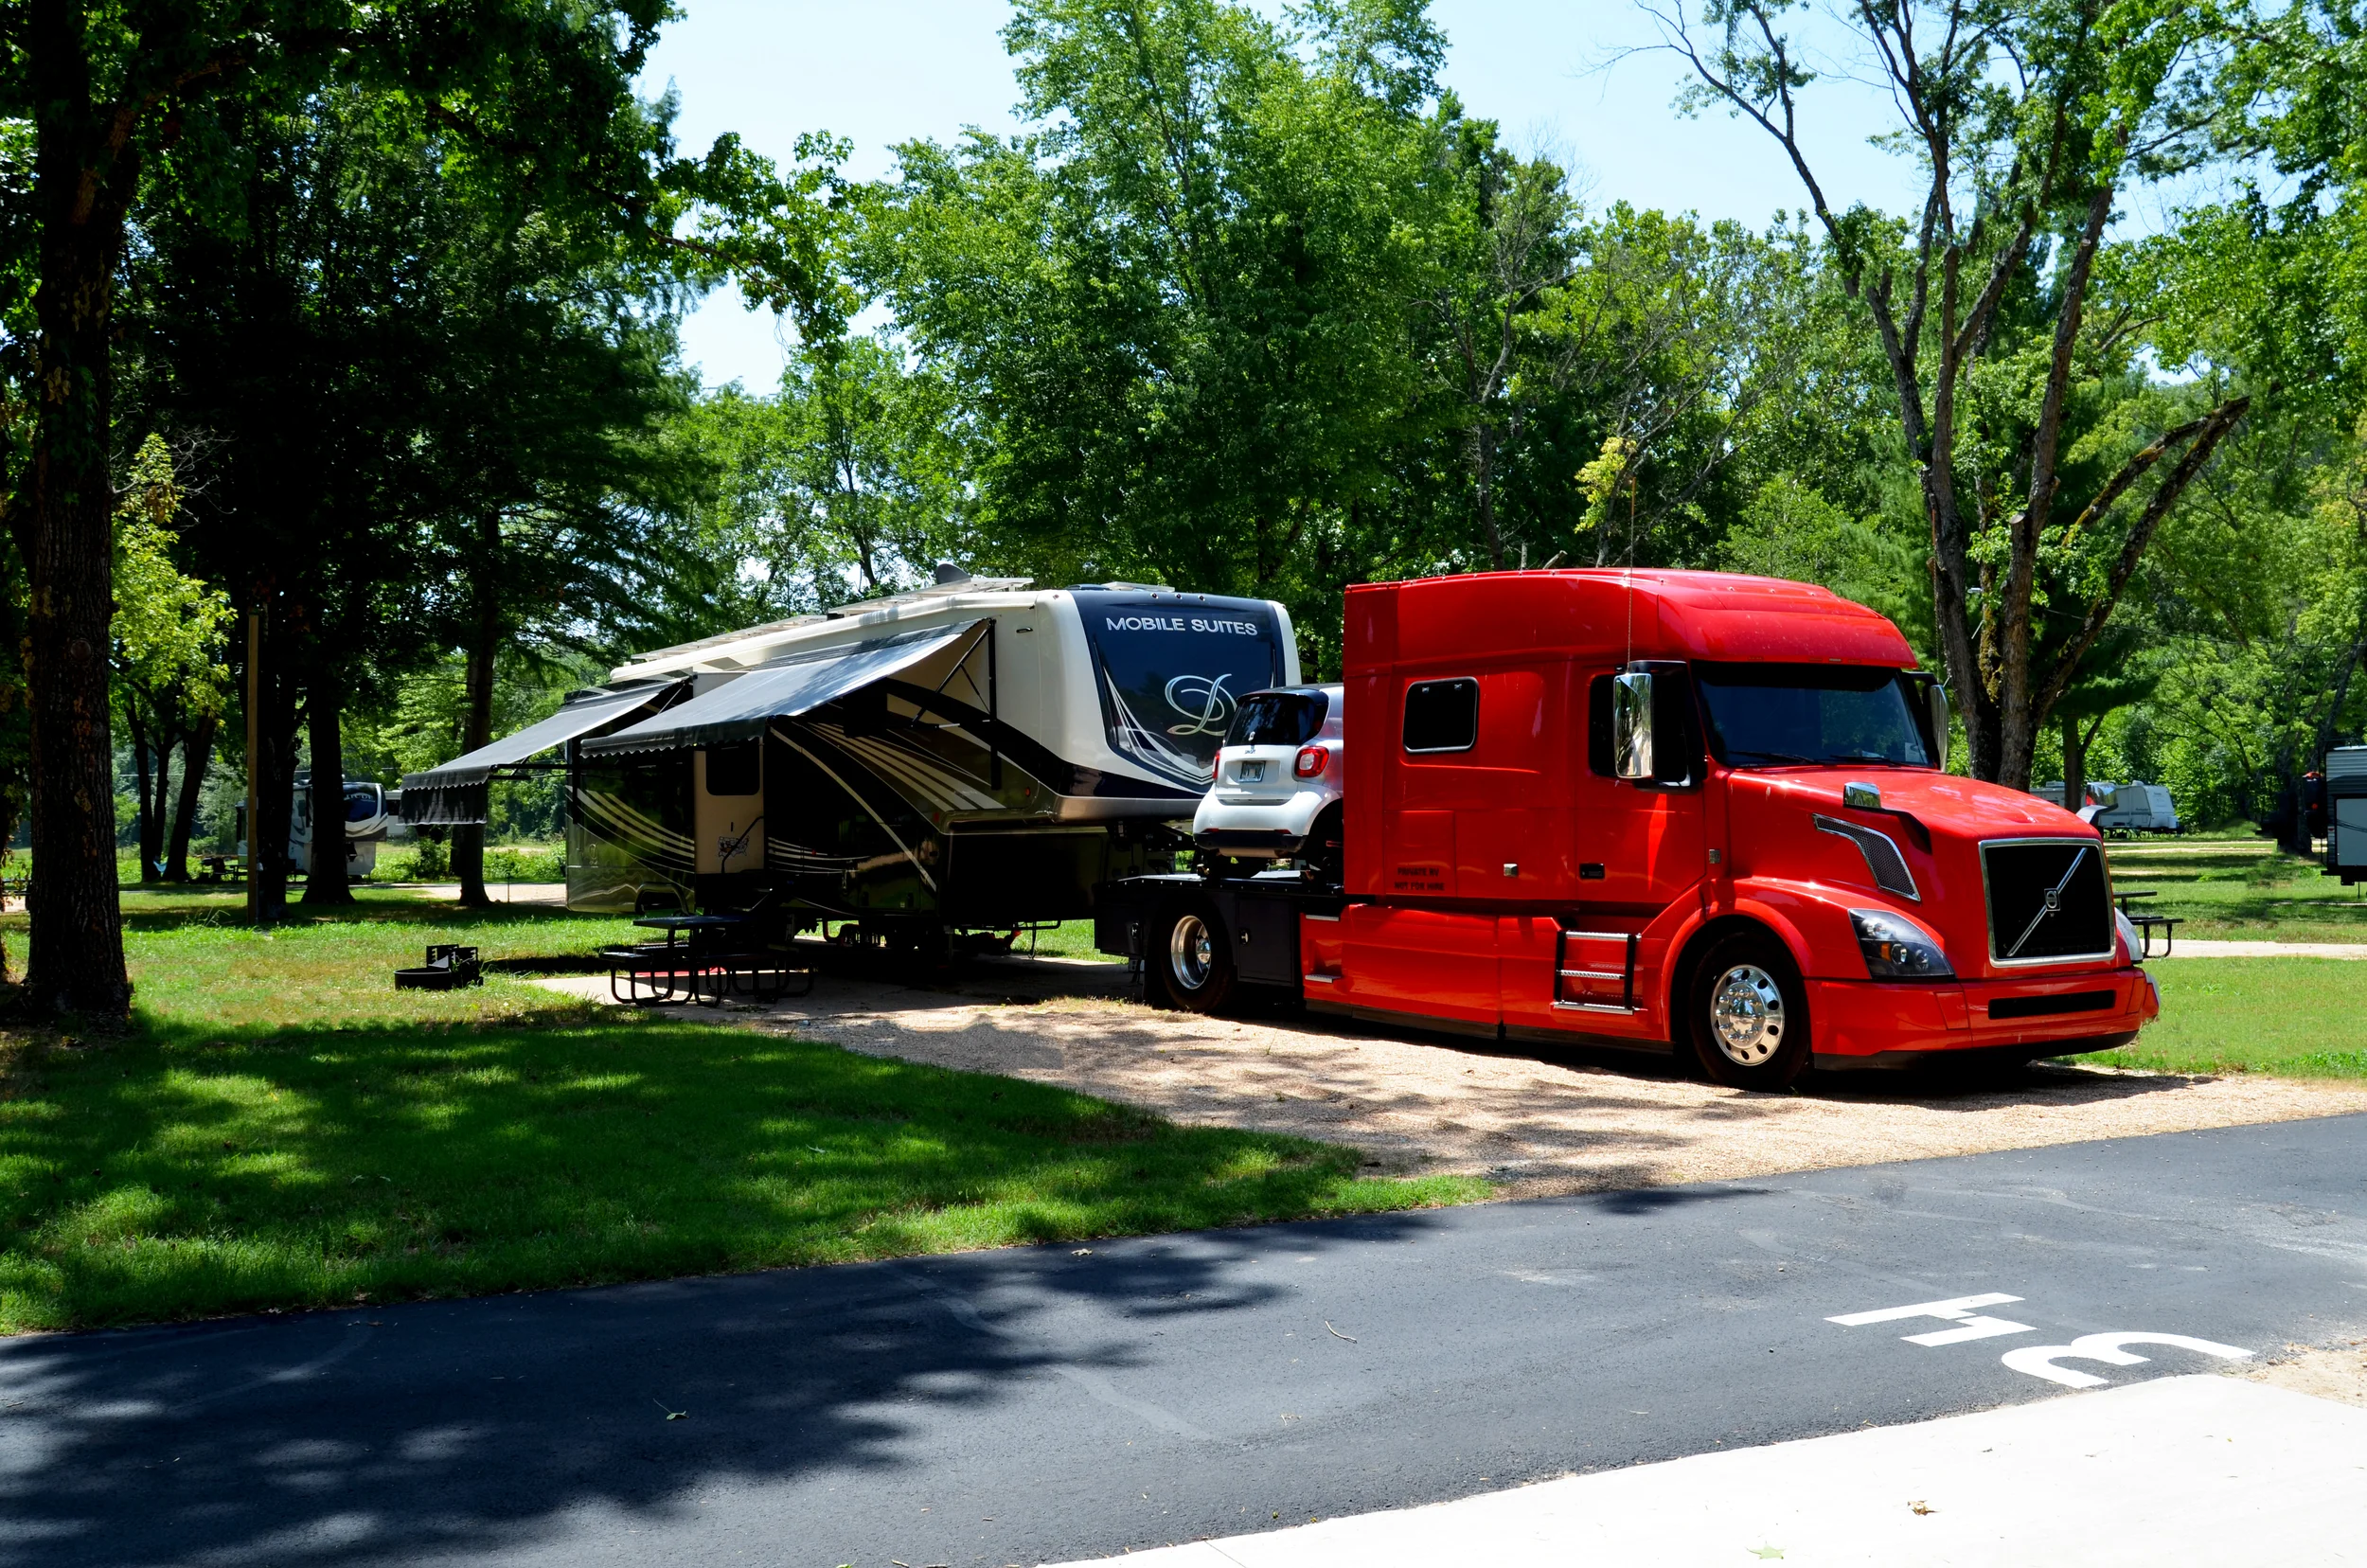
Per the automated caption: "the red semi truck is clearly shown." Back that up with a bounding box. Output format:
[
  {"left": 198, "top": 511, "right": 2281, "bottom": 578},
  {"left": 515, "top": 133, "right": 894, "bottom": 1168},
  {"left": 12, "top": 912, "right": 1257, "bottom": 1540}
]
[{"left": 1095, "top": 569, "right": 2160, "bottom": 1089}]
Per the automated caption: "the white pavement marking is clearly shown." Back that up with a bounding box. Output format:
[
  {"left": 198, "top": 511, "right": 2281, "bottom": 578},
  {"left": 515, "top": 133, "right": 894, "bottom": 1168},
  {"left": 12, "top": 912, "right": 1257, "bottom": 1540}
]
[
  {"left": 1825, "top": 1293, "right": 2022, "bottom": 1327},
  {"left": 2001, "top": 1331, "right": 2252, "bottom": 1390},
  {"left": 2158, "top": 940, "right": 2367, "bottom": 959},
  {"left": 1059, "top": 1377, "right": 2367, "bottom": 1567},
  {"left": 1900, "top": 1315, "right": 2035, "bottom": 1347},
  {"left": 1827, "top": 1292, "right": 2033, "bottom": 1351}
]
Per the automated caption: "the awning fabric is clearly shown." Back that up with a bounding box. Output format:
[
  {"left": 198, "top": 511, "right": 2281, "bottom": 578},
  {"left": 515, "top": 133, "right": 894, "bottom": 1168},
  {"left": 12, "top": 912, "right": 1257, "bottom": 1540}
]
[
  {"left": 399, "top": 679, "right": 683, "bottom": 825},
  {"left": 580, "top": 623, "right": 982, "bottom": 758}
]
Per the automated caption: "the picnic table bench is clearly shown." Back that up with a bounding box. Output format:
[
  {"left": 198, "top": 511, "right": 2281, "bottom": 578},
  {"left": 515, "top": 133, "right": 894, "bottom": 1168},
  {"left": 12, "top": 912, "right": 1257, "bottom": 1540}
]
[
  {"left": 603, "top": 913, "right": 813, "bottom": 1007},
  {"left": 2113, "top": 890, "right": 2180, "bottom": 958}
]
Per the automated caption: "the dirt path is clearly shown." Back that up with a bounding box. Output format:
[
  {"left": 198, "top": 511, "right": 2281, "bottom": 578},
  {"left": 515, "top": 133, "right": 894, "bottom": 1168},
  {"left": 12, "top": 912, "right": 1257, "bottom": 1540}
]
[{"left": 536, "top": 956, "right": 2367, "bottom": 1198}]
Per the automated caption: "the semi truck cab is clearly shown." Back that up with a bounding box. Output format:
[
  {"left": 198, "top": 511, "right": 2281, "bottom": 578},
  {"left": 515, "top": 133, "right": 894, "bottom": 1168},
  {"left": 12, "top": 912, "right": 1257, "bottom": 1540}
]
[{"left": 1097, "top": 569, "right": 2158, "bottom": 1089}]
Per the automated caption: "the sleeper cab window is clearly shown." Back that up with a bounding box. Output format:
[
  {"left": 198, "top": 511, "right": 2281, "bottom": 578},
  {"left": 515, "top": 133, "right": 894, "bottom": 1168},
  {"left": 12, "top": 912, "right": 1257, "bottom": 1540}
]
[
  {"left": 1402, "top": 678, "right": 1479, "bottom": 754},
  {"left": 703, "top": 741, "right": 761, "bottom": 796}
]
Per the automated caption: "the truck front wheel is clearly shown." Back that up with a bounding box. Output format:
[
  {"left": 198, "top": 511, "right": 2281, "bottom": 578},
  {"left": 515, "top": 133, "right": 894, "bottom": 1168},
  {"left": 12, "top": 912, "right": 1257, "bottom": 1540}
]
[
  {"left": 1151, "top": 897, "right": 1237, "bottom": 1013},
  {"left": 1684, "top": 933, "right": 1810, "bottom": 1090}
]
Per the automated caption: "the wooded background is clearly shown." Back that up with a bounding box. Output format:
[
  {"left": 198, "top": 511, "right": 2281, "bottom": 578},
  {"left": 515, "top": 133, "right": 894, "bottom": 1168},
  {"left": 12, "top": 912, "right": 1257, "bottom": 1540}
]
[{"left": 7, "top": 0, "right": 2364, "bottom": 1014}]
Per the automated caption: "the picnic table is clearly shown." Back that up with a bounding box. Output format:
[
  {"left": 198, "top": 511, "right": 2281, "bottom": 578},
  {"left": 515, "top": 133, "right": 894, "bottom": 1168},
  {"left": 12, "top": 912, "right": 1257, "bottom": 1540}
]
[
  {"left": 603, "top": 913, "right": 813, "bottom": 1007},
  {"left": 2113, "top": 890, "right": 2180, "bottom": 958}
]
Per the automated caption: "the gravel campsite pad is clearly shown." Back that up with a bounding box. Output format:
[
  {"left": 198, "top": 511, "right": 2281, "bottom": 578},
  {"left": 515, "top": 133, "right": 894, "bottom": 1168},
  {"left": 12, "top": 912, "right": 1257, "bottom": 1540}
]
[{"left": 540, "top": 958, "right": 2367, "bottom": 1199}]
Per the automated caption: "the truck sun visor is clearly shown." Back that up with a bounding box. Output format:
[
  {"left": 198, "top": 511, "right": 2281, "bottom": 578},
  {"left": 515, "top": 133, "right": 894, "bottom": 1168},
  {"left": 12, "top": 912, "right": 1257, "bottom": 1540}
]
[
  {"left": 578, "top": 622, "right": 984, "bottom": 758},
  {"left": 400, "top": 679, "right": 686, "bottom": 826}
]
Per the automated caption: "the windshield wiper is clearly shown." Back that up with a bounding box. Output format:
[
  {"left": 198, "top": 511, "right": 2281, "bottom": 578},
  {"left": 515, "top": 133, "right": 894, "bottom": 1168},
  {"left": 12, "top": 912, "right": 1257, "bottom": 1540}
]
[
  {"left": 1726, "top": 748, "right": 1815, "bottom": 765},
  {"left": 1824, "top": 751, "right": 1916, "bottom": 767}
]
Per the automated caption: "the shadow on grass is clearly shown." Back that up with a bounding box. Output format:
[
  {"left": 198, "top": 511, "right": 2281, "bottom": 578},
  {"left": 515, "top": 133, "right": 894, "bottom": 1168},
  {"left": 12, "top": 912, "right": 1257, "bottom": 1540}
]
[{"left": 0, "top": 1013, "right": 1470, "bottom": 1337}]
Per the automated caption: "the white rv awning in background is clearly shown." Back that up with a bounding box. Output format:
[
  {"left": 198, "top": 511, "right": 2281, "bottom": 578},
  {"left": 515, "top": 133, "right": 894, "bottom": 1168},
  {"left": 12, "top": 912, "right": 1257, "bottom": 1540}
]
[
  {"left": 579, "top": 622, "right": 984, "bottom": 758},
  {"left": 399, "top": 679, "right": 685, "bottom": 824}
]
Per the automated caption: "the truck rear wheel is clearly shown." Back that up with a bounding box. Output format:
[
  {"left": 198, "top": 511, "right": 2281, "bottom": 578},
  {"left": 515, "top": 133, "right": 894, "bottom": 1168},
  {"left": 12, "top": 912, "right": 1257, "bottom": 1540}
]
[
  {"left": 1151, "top": 896, "right": 1237, "bottom": 1013},
  {"left": 1684, "top": 932, "right": 1810, "bottom": 1091}
]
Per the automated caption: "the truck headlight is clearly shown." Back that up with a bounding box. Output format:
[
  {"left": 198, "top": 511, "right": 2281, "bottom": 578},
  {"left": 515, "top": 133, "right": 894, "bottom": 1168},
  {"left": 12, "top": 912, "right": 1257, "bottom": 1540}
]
[{"left": 1849, "top": 909, "right": 1954, "bottom": 980}]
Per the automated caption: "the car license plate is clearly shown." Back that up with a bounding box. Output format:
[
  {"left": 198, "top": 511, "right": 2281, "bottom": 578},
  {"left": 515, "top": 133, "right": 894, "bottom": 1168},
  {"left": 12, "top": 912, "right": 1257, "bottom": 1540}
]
[{"left": 1238, "top": 759, "right": 1264, "bottom": 781}]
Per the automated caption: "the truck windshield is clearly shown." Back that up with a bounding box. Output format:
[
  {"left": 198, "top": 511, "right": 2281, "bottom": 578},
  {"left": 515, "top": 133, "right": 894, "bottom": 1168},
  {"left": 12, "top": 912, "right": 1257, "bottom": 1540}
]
[
  {"left": 1226, "top": 690, "right": 1328, "bottom": 747},
  {"left": 1694, "top": 663, "right": 1931, "bottom": 768}
]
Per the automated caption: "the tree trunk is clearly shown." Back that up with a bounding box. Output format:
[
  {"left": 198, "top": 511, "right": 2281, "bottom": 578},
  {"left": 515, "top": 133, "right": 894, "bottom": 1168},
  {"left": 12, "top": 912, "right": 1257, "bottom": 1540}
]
[
  {"left": 301, "top": 670, "right": 352, "bottom": 905},
  {"left": 1474, "top": 420, "right": 1502, "bottom": 570},
  {"left": 129, "top": 705, "right": 160, "bottom": 881},
  {"left": 454, "top": 526, "right": 500, "bottom": 908},
  {"left": 249, "top": 643, "right": 298, "bottom": 918},
  {"left": 2061, "top": 712, "right": 2086, "bottom": 816},
  {"left": 21, "top": 0, "right": 136, "bottom": 1016},
  {"left": 164, "top": 713, "right": 214, "bottom": 882}
]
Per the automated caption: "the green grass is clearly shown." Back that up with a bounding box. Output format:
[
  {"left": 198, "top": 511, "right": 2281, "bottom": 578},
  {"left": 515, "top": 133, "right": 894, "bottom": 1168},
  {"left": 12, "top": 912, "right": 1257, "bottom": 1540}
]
[
  {"left": 2089, "top": 956, "right": 2367, "bottom": 1078},
  {"left": 0, "top": 893, "right": 1474, "bottom": 1333},
  {"left": 2106, "top": 844, "right": 2367, "bottom": 944}
]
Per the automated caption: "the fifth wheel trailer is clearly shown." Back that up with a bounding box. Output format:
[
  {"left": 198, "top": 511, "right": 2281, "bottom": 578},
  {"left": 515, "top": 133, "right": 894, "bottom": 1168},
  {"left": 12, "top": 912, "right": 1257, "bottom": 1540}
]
[
  {"left": 1095, "top": 569, "right": 2161, "bottom": 1089},
  {"left": 399, "top": 569, "right": 1297, "bottom": 943}
]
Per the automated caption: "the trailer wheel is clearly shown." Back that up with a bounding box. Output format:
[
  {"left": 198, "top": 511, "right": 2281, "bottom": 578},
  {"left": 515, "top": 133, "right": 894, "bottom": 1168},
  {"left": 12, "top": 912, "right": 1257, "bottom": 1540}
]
[
  {"left": 1684, "top": 932, "right": 1810, "bottom": 1090},
  {"left": 1151, "top": 897, "right": 1237, "bottom": 1013}
]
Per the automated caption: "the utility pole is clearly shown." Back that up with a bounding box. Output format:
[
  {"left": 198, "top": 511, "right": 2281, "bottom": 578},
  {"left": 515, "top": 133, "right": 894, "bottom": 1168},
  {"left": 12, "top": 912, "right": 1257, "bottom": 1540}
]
[{"left": 245, "top": 611, "right": 260, "bottom": 926}]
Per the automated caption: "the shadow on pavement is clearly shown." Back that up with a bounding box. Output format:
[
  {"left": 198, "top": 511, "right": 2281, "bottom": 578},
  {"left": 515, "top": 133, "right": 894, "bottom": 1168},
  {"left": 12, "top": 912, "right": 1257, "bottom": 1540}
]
[{"left": 0, "top": 1208, "right": 1447, "bottom": 1568}]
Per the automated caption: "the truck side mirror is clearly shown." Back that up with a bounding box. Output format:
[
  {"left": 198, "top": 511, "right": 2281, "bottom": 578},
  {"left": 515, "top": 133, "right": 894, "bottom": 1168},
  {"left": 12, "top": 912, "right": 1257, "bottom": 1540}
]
[
  {"left": 1613, "top": 672, "right": 1654, "bottom": 779},
  {"left": 1927, "top": 684, "right": 1951, "bottom": 772}
]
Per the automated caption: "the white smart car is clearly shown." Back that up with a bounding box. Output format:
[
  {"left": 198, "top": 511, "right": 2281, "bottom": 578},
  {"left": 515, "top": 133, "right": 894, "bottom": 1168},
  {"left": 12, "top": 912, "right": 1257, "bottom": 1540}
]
[{"left": 1191, "top": 685, "right": 1345, "bottom": 875}]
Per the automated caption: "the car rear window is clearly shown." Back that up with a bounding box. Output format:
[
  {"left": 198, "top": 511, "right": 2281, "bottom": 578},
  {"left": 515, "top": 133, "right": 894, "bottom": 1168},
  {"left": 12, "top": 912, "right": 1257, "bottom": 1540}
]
[{"left": 1226, "top": 691, "right": 1329, "bottom": 747}]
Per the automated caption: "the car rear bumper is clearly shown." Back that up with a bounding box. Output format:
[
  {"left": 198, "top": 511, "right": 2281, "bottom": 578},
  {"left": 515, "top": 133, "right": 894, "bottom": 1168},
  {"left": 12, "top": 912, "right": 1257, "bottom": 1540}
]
[
  {"left": 1809, "top": 965, "right": 2160, "bottom": 1064},
  {"left": 1195, "top": 827, "right": 1303, "bottom": 856},
  {"left": 1190, "top": 791, "right": 1332, "bottom": 852}
]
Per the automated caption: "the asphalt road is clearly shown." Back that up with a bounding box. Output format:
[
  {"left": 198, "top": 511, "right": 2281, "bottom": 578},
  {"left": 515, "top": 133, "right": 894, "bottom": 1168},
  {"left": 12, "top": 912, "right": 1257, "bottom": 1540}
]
[{"left": 8, "top": 1114, "right": 2367, "bottom": 1568}]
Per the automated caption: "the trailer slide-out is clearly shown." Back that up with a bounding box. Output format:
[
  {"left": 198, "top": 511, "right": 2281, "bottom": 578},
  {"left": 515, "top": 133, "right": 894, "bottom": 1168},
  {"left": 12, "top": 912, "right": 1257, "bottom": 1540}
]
[{"left": 1095, "top": 569, "right": 2160, "bottom": 1090}]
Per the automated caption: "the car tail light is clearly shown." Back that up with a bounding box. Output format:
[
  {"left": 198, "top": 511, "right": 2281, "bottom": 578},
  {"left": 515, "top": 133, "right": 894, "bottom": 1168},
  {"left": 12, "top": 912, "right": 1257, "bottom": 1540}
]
[{"left": 1294, "top": 745, "right": 1329, "bottom": 779}]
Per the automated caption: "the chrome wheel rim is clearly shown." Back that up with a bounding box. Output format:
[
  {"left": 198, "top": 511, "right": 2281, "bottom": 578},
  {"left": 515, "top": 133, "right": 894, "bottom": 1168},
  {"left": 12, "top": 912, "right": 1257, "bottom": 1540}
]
[
  {"left": 1710, "top": 963, "right": 1786, "bottom": 1066},
  {"left": 1169, "top": 914, "right": 1215, "bottom": 992}
]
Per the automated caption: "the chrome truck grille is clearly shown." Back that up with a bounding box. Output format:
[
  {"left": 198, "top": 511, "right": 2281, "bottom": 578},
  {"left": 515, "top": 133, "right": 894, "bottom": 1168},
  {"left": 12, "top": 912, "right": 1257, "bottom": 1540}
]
[{"left": 1981, "top": 839, "right": 2114, "bottom": 965}]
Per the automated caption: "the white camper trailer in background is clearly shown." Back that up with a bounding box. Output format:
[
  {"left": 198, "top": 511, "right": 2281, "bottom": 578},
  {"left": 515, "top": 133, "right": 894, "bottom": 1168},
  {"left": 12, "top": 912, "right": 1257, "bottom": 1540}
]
[
  {"left": 238, "top": 776, "right": 393, "bottom": 876},
  {"left": 400, "top": 567, "right": 1300, "bottom": 942},
  {"left": 2035, "top": 779, "right": 2180, "bottom": 833},
  {"left": 2326, "top": 746, "right": 2367, "bottom": 883}
]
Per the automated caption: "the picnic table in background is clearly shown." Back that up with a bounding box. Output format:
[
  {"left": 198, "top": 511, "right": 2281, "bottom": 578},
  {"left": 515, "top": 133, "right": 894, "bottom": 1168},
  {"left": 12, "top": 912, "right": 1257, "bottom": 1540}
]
[
  {"left": 603, "top": 913, "right": 813, "bottom": 1007},
  {"left": 2114, "top": 890, "right": 2180, "bottom": 958}
]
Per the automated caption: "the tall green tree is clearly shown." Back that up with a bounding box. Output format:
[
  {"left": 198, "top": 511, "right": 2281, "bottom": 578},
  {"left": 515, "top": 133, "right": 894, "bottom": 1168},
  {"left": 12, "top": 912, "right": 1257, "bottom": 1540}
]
[
  {"left": 870, "top": 0, "right": 1454, "bottom": 636},
  {"left": 1650, "top": 0, "right": 2253, "bottom": 787},
  {"left": 1, "top": 0, "right": 845, "bottom": 1010},
  {"left": 108, "top": 434, "right": 229, "bottom": 882}
]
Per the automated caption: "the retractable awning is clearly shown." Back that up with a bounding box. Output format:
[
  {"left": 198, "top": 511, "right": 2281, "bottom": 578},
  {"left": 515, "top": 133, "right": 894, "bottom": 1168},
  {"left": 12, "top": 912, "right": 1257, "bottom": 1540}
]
[
  {"left": 399, "top": 679, "right": 685, "bottom": 825},
  {"left": 580, "top": 622, "right": 982, "bottom": 758}
]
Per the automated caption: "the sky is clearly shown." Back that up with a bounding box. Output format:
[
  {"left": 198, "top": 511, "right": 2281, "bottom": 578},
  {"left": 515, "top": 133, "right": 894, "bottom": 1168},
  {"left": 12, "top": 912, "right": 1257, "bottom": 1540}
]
[{"left": 638, "top": 0, "right": 1920, "bottom": 391}]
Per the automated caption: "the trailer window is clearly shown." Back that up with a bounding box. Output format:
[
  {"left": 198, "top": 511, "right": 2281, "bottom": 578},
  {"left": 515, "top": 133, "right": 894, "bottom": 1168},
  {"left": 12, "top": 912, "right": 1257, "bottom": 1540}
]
[
  {"left": 1694, "top": 664, "right": 1931, "bottom": 768},
  {"left": 1226, "top": 690, "right": 1328, "bottom": 747},
  {"left": 1402, "top": 679, "right": 1479, "bottom": 754},
  {"left": 703, "top": 742, "right": 761, "bottom": 796}
]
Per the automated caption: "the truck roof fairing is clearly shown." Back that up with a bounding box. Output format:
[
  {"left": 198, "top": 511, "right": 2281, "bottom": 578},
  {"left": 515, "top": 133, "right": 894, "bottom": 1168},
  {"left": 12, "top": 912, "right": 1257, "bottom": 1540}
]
[{"left": 1345, "top": 569, "right": 1918, "bottom": 672}]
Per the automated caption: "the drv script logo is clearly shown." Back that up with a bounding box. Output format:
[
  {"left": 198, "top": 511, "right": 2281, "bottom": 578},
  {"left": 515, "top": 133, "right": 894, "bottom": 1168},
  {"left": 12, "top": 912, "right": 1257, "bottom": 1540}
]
[{"left": 1164, "top": 673, "right": 1236, "bottom": 739}]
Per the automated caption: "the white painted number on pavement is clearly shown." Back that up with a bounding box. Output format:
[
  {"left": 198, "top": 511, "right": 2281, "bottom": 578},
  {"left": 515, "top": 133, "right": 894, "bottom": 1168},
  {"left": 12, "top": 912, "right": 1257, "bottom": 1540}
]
[
  {"left": 1825, "top": 1292, "right": 2036, "bottom": 1345},
  {"left": 1999, "top": 1332, "right": 2251, "bottom": 1389},
  {"left": 1827, "top": 1295, "right": 2252, "bottom": 1390}
]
